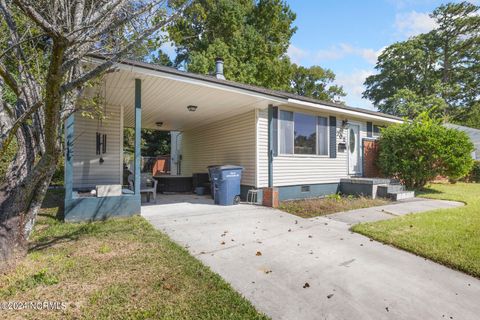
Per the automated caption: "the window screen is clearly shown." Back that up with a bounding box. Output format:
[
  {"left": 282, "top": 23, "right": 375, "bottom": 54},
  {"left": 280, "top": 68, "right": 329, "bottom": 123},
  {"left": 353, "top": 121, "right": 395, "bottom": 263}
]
[
  {"left": 294, "top": 113, "right": 317, "bottom": 155},
  {"left": 278, "top": 111, "right": 329, "bottom": 156}
]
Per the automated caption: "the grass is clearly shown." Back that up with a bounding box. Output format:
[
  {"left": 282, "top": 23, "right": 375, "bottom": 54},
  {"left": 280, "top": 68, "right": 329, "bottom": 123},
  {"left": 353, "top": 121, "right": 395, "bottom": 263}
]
[
  {"left": 352, "top": 183, "right": 480, "bottom": 278},
  {"left": 279, "top": 194, "right": 391, "bottom": 218},
  {"left": 0, "top": 190, "right": 268, "bottom": 319}
]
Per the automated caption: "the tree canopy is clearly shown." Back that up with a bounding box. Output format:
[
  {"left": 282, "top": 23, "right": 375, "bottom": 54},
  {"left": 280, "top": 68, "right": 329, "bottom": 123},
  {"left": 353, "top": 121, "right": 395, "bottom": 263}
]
[
  {"left": 168, "top": 0, "right": 296, "bottom": 91},
  {"left": 363, "top": 1, "right": 480, "bottom": 126},
  {"left": 167, "top": 0, "right": 345, "bottom": 102},
  {"left": 288, "top": 64, "right": 346, "bottom": 103}
]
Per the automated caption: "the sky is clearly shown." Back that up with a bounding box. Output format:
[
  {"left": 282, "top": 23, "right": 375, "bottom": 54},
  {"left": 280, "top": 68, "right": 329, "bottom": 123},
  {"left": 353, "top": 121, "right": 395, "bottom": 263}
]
[{"left": 285, "top": 0, "right": 472, "bottom": 110}]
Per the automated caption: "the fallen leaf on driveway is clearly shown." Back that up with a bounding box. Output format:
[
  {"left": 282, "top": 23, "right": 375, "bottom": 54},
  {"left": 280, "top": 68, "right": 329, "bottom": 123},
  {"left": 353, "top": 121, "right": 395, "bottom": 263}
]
[
  {"left": 256, "top": 251, "right": 262, "bottom": 256},
  {"left": 303, "top": 283, "right": 310, "bottom": 288},
  {"left": 327, "top": 293, "right": 334, "bottom": 299},
  {"left": 220, "top": 241, "right": 225, "bottom": 245}
]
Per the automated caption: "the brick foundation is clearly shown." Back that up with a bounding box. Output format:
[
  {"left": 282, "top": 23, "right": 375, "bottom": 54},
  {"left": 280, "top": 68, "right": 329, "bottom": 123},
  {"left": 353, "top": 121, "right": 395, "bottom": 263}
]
[{"left": 262, "top": 187, "right": 279, "bottom": 208}]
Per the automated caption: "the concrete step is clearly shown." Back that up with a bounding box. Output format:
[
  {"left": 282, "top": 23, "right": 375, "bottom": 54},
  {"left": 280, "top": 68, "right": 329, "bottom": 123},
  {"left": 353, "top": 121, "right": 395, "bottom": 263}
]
[
  {"left": 387, "top": 190, "right": 415, "bottom": 201},
  {"left": 377, "top": 184, "right": 405, "bottom": 198}
]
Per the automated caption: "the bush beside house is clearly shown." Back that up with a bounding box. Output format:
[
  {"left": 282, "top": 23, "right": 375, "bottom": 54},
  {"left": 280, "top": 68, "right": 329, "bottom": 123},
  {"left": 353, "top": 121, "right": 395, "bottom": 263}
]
[
  {"left": 377, "top": 114, "right": 474, "bottom": 189},
  {"left": 466, "top": 161, "right": 480, "bottom": 183}
]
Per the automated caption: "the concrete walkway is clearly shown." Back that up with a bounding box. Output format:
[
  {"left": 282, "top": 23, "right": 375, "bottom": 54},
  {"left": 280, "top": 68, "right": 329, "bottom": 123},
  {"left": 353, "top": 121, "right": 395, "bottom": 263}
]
[
  {"left": 142, "top": 197, "right": 479, "bottom": 320},
  {"left": 324, "top": 197, "right": 464, "bottom": 225}
]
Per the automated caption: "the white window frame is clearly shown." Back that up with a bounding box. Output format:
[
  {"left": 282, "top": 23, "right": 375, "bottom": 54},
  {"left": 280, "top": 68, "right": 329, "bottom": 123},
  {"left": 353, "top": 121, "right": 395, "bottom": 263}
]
[{"left": 277, "top": 108, "right": 330, "bottom": 158}]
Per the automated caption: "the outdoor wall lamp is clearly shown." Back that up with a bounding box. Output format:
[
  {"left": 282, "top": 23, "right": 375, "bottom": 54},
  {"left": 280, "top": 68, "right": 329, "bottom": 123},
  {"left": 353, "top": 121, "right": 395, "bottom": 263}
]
[
  {"left": 155, "top": 121, "right": 164, "bottom": 127},
  {"left": 187, "top": 105, "right": 198, "bottom": 112}
]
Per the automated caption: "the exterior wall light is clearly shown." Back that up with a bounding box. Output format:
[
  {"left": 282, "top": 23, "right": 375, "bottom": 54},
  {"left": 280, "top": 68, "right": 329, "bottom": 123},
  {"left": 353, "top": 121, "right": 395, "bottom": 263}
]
[
  {"left": 155, "top": 121, "right": 163, "bottom": 127},
  {"left": 187, "top": 105, "right": 198, "bottom": 112}
]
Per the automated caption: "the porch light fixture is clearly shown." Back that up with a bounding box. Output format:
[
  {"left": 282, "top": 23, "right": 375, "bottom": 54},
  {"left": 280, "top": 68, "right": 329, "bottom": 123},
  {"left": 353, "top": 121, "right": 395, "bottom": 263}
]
[
  {"left": 155, "top": 121, "right": 163, "bottom": 128},
  {"left": 187, "top": 105, "right": 198, "bottom": 112}
]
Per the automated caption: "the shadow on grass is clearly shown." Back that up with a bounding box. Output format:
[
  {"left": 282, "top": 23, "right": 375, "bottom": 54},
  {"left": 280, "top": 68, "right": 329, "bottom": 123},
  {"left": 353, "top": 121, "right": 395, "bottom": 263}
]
[
  {"left": 28, "top": 224, "right": 91, "bottom": 253},
  {"left": 40, "top": 189, "right": 65, "bottom": 221},
  {"left": 416, "top": 187, "right": 444, "bottom": 197},
  {"left": 27, "top": 221, "right": 141, "bottom": 254}
]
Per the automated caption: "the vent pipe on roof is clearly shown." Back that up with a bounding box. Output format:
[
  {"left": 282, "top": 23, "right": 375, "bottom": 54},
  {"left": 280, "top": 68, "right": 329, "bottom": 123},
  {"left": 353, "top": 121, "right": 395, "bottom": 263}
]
[{"left": 215, "top": 57, "right": 225, "bottom": 80}]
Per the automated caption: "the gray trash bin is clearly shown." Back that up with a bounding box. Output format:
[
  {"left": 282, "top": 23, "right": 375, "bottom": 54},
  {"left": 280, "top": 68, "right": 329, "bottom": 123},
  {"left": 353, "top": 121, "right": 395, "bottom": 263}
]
[{"left": 208, "top": 165, "right": 243, "bottom": 205}]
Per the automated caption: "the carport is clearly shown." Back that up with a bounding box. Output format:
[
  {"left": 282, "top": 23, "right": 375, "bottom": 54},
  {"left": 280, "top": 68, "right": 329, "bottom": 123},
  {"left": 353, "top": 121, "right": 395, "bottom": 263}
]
[{"left": 64, "top": 56, "right": 281, "bottom": 221}]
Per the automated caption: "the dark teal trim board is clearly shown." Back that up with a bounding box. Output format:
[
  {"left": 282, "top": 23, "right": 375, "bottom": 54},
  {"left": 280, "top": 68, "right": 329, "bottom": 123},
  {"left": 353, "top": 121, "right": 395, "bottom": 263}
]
[
  {"left": 134, "top": 79, "right": 142, "bottom": 195},
  {"left": 65, "top": 195, "right": 141, "bottom": 222},
  {"left": 278, "top": 183, "right": 339, "bottom": 201}
]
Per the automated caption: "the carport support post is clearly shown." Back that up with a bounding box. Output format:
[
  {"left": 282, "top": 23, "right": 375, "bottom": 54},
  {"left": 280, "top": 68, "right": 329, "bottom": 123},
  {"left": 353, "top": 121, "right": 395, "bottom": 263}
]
[
  {"left": 64, "top": 114, "right": 74, "bottom": 201},
  {"left": 134, "top": 79, "right": 142, "bottom": 195}
]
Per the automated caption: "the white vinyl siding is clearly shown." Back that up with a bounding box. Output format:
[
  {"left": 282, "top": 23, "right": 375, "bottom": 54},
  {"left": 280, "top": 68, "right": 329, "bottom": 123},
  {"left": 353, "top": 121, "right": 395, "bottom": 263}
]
[
  {"left": 256, "top": 108, "right": 370, "bottom": 187},
  {"left": 72, "top": 105, "right": 123, "bottom": 189},
  {"left": 181, "top": 110, "right": 256, "bottom": 186},
  {"left": 257, "top": 109, "right": 269, "bottom": 187}
]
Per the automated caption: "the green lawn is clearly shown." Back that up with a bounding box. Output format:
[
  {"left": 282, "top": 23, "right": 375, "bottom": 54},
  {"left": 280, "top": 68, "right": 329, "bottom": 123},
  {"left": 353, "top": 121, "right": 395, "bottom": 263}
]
[
  {"left": 352, "top": 183, "right": 480, "bottom": 278},
  {"left": 0, "top": 190, "right": 267, "bottom": 319}
]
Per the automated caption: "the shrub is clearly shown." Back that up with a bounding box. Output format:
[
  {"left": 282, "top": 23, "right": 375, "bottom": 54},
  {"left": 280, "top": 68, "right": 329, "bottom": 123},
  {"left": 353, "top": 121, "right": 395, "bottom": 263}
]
[
  {"left": 466, "top": 161, "right": 480, "bottom": 183},
  {"left": 378, "top": 114, "right": 474, "bottom": 189}
]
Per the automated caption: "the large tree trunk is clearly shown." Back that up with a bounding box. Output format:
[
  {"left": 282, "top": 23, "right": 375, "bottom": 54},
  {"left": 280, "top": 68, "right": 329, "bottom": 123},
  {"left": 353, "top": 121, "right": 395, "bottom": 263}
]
[
  {"left": 0, "top": 42, "right": 65, "bottom": 271},
  {"left": 0, "top": 153, "right": 57, "bottom": 271}
]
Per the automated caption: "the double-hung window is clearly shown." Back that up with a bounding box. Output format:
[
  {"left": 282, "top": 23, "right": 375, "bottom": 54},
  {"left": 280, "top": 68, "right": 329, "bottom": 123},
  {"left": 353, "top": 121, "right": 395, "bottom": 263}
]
[{"left": 279, "top": 110, "right": 328, "bottom": 156}]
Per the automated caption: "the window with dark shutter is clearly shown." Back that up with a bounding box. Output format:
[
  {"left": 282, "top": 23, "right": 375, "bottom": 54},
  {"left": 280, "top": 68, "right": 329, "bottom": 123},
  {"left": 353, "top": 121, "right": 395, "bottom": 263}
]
[{"left": 329, "top": 116, "right": 336, "bottom": 158}]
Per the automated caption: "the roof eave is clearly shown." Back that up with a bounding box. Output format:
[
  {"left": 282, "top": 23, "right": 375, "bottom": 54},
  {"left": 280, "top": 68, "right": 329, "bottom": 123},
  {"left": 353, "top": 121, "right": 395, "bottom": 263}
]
[
  {"left": 286, "top": 98, "right": 403, "bottom": 124},
  {"left": 84, "top": 54, "right": 404, "bottom": 124}
]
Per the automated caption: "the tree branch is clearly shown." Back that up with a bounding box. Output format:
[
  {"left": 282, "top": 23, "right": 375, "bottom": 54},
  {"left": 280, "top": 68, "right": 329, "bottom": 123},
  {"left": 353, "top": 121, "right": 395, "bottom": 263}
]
[
  {"left": 60, "top": 3, "right": 186, "bottom": 94},
  {"left": 0, "top": 101, "right": 42, "bottom": 159},
  {"left": 0, "top": 63, "right": 20, "bottom": 97},
  {"left": 13, "top": 0, "right": 61, "bottom": 37},
  {"left": 62, "top": 0, "right": 166, "bottom": 73},
  {"left": 83, "top": 0, "right": 127, "bottom": 28}
]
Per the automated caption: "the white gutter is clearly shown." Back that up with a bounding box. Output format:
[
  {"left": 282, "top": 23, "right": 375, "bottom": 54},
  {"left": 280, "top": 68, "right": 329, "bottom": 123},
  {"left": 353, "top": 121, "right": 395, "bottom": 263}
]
[{"left": 287, "top": 98, "right": 404, "bottom": 124}]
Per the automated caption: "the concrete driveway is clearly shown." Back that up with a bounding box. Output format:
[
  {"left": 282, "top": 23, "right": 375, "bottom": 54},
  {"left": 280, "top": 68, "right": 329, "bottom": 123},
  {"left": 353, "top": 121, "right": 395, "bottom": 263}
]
[{"left": 142, "top": 196, "right": 480, "bottom": 320}]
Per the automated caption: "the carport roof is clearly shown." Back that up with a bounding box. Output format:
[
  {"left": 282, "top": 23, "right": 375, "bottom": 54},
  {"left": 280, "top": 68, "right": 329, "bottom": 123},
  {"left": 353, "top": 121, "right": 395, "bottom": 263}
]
[{"left": 86, "top": 55, "right": 404, "bottom": 129}]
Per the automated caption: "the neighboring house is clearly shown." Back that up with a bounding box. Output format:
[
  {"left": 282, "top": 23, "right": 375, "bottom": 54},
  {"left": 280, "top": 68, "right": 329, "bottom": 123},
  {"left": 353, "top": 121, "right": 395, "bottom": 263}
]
[
  {"left": 444, "top": 123, "right": 480, "bottom": 160},
  {"left": 64, "top": 56, "right": 402, "bottom": 220}
]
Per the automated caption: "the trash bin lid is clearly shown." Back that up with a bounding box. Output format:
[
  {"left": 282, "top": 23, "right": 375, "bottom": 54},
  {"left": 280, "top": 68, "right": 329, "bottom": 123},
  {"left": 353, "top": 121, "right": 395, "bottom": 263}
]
[{"left": 216, "top": 165, "right": 243, "bottom": 170}]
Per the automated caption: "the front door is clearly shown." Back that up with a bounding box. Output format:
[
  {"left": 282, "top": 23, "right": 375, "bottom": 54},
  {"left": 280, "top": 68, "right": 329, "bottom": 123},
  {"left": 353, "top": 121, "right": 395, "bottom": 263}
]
[{"left": 348, "top": 124, "right": 361, "bottom": 175}]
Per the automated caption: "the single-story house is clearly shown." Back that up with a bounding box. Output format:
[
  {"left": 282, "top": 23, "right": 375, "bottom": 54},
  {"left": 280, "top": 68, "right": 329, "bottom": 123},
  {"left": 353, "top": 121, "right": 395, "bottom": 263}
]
[
  {"left": 444, "top": 123, "right": 480, "bottom": 160},
  {"left": 64, "top": 56, "right": 403, "bottom": 221}
]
